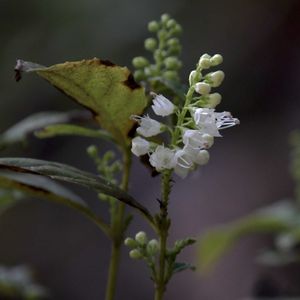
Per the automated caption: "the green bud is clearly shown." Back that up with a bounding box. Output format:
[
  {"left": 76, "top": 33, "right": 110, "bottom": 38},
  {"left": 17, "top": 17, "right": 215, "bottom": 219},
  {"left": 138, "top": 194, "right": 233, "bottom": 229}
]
[
  {"left": 87, "top": 145, "right": 98, "bottom": 157},
  {"left": 144, "top": 65, "right": 159, "bottom": 77},
  {"left": 147, "top": 239, "right": 159, "bottom": 255},
  {"left": 153, "top": 49, "right": 163, "bottom": 61},
  {"left": 167, "top": 38, "right": 180, "bottom": 48},
  {"left": 164, "top": 57, "right": 182, "bottom": 70},
  {"left": 124, "top": 237, "right": 138, "bottom": 248},
  {"left": 135, "top": 231, "right": 148, "bottom": 245},
  {"left": 163, "top": 70, "right": 179, "bottom": 81},
  {"left": 158, "top": 30, "right": 167, "bottom": 40},
  {"left": 148, "top": 20, "right": 160, "bottom": 32},
  {"left": 132, "top": 56, "right": 149, "bottom": 69},
  {"left": 129, "top": 249, "right": 143, "bottom": 259},
  {"left": 166, "top": 19, "right": 176, "bottom": 29},
  {"left": 133, "top": 70, "right": 146, "bottom": 81},
  {"left": 172, "top": 24, "right": 182, "bottom": 35},
  {"left": 144, "top": 38, "right": 157, "bottom": 51},
  {"left": 161, "top": 14, "right": 170, "bottom": 24},
  {"left": 103, "top": 150, "right": 115, "bottom": 162},
  {"left": 210, "top": 54, "right": 223, "bottom": 66}
]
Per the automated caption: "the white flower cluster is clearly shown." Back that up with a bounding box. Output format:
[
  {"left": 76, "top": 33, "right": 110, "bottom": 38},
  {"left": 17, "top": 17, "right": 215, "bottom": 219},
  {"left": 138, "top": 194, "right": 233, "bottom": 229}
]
[{"left": 131, "top": 54, "right": 239, "bottom": 178}]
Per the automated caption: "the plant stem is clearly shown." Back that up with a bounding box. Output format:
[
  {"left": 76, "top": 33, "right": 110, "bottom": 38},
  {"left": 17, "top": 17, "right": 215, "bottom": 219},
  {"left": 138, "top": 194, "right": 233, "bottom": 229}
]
[
  {"left": 105, "top": 148, "right": 131, "bottom": 300},
  {"left": 154, "top": 171, "right": 172, "bottom": 300}
]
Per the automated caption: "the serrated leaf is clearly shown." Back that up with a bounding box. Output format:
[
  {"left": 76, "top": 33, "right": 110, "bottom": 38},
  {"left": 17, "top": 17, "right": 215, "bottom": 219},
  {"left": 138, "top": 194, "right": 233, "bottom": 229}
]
[
  {"left": 0, "top": 110, "right": 91, "bottom": 149},
  {"left": 0, "top": 158, "right": 153, "bottom": 223},
  {"left": 198, "top": 213, "right": 292, "bottom": 272},
  {"left": 35, "top": 124, "right": 113, "bottom": 141},
  {"left": 15, "top": 59, "right": 148, "bottom": 147}
]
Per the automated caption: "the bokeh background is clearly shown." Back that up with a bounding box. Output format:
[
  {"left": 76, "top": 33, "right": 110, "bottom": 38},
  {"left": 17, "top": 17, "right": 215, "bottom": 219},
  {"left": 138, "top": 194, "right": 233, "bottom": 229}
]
[{"left": 0, "top": 0, "right": 300, "bottom": 299}]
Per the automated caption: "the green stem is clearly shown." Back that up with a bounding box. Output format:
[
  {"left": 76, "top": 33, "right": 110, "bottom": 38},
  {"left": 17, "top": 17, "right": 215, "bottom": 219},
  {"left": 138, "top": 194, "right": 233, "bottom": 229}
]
[
  {"left": 154, "top": 171, "right": 172, "bottom": 300},
  {"left": 105, "top": 148, "right": 131, "bottom": 300}
]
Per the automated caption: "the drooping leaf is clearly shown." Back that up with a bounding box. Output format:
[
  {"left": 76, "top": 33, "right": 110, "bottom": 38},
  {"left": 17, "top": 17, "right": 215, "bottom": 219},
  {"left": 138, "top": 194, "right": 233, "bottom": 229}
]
[
  {"left": 15, "top": 59, "right": 148, "bottom": 147},
  {"left": 198, "top": 212, "right": 292, "bottom": 272},
  {"left": 0, "top": 170, "right": 110, "bottom": 235},
  {"left": 35, "top": 124, "right": 113, "bottom": 141},
  {"left": 0, "top": 158, "right": 153, "bottom": 224},
  {"left": 0, "top": 110, "right": 91, "bottom": 149}
]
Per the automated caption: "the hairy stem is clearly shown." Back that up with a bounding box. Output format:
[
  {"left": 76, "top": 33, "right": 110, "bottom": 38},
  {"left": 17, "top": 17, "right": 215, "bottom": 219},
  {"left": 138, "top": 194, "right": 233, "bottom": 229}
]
[
  {"left": 105, "top": 148, "right": 131, "bottom": 300},
  {"left": 154, "top": 171, "right": 172, "bottom": 300}
]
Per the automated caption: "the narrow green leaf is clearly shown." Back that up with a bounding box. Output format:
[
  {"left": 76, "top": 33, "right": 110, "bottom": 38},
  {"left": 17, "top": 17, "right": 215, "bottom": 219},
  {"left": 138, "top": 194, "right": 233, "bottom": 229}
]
[
  {"left": 0, "top": 110, "right": 91, "bottom": 149},
  {"left": 35, "top": 124, "right": 113, "bottom": 141},
  {"left": 172, "top": 262, "right": 196, "bottom": 274},
  {"left": 198, "top": 215, "right": 291, "bottom": 272},
  {"left": 15, "top": 59, "right": 148, "bottom": 147},
  {"left": 0, "top": 158, "right": 153, "bottom": 224}
]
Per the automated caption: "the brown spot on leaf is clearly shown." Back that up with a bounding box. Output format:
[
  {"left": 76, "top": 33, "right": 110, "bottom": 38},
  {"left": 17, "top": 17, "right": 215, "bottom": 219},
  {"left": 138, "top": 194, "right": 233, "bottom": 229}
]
[
  {"left": 123, "top": 74, "right": 140, "bottom": 90},
  {"left": 100, "top": 60, "right": 116, "bottom": 67}
]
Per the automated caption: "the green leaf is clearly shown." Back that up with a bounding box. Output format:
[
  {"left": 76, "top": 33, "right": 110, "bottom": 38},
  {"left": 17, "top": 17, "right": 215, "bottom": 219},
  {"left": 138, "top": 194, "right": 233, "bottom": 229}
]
[
  {"left": 0, "top": 110, "right": 91, "bottom": 149},
  {"left": 172, "top": 262, "right": 196, "bottom": 274},
  {"left": 35, "top": 124, "right": 113, "bottom": 141},
  {"left": 0, "top": 158, "right": 153, "bottom": 224},
  {"left": 15, "top": 59, "right": 148, "bottom": 147},
  {"left": 198, "top": 211, "right": 292, "bottom": 272}
]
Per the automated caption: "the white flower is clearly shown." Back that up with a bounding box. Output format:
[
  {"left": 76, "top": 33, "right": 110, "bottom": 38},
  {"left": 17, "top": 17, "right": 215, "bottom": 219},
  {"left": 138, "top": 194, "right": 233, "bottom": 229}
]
[
  {"left": 215, "top": 111, "right": 240, "bottom": 129},
  {"left": 193, "top": 149, "right": 210, "bottom": 165},
  {"left": 131, "top": 136, "right": 150, "bottom": 156},
  {"left": 193, "top": 108, "right": 221, "bottom": 137},
  {"left": 151, "top": 94, "right": 176, "bottom": 116},
  {"left": 194, "top": 82, "right": 211, "bottom": 95},
  {"left": 131, "top": 115, "right": 163, "bottom": 137},
  {"left": 149, "top": 146, "right": 176, "bottom": 171},
  {"left": 208, "top": 71, "right": 225, "bottom": 87},
  {"left": 174, "top": 149, "right": 194, "bottom": 178},
  {"left": 182, "top": 130, "right": 214, "bottom": 149}
]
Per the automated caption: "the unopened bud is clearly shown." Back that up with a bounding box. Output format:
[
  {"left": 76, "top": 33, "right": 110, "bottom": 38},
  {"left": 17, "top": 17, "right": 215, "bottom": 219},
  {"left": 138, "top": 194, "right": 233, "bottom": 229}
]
[
  {"left": 135, "top": 231, "right": 148, "bottom": 245},
  {"left": 206, "top": 93, "right": 222, "bottom": 108},
  {"left": 129, "top": 249, "right": 143, "bottom": 259},
  {"left": 199, "top": 57, "right": 211, "bottom": 69},
  {"left": 194, "top": 150, "right": 210, "bottom": 165},
  {"left": 209, "top": 71, "right": 225, "bottom": 87},
  {"left": 147, "top": 239, "right": 159, "bottom": 255},
  {"left": 210, "top": 54, "right": 223, "bottom": 66},
  {"left": 195, "top": 82, "right": 211, "bottom": 95},
  {"left": 164, "top": 57, "right": 181, "bottom": 70},
  {"left": 144, "top": 38, "right": 157, "bottom": 51},
  {"left": 132, "top": 56, "right": 149, "bottom": 68},
  {"left": 124, "top": 237, "right": 138, "bottom": 248},
  {"left": 148, "top": 21, "right": 159, "bottom": 32}
]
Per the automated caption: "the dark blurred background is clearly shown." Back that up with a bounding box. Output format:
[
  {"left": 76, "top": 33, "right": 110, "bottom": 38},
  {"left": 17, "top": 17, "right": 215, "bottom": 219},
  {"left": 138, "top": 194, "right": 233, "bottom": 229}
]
[{"left": 0, "top": 0, "right": 300, "bottom": 299}]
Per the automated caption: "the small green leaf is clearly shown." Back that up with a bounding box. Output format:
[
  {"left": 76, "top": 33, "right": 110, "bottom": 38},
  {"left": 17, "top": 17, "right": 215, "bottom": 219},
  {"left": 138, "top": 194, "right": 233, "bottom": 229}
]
[
  {"left": 0, "top": 110, "right": 91, "bottom": 149},
  {"left": 35, "top": 124, "right": 113, "bottom": 141},
  {"left": 198, "top": 213, "right": 292, "bottom": 272},
  {"left": 15, "top": 59, "right": 148, "bottom": 147},
  {"left": 172, "top": 262, "right": 196, "bottom": 274},
  {"left": 0, "top": 158, "right": 153, "bottom": 224}
]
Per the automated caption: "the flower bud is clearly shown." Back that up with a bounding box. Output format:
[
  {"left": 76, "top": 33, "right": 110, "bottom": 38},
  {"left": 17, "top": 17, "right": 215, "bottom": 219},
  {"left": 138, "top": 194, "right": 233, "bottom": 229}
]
[
  {"left": 86, "top": 145, "right": 98, "bottom": 157},
  {"left": 195, "top": 82, "right": 211, "bottom": 95},
  {"left": 210, "top": 54, "right": 223, "bottom": 66},
  {"left": 144, "top": 38, "right": 157, "bottom": 51},
  {"left": 199, "top": 57, "right": 211, "bottom": 69},
  {"left": 189, "top": 70, "right": 202, "bottom": 86},
  {"left": 148, "top": 21, "right": 159, "bottom": 32},
  {"left": 129, "top": 249, "right": 143, "bottom": 259},
  {"left": 194, "top": 149, "right": 210, "bottom": 165},
  {"left": 124, "top": 237, "right": 138, "bottom": 248},
  {"left": 205, "top": 93, "right": 222, "bottom": 108},
  {"left": 135, "top": 231, "right": 148, "bottom": 245},
  {"left": 161, "top": 14, "right": 170, "bottom": 24},
  {"left": 166, "top": 19, "right": 176, "bottom": 28},
  {"left": 163, "top": 70, "right": 179, "bottom": 81},
  {"left": 147, "top": 239, "right": 159, "bottom": 255},
  {"left": 208, "top": 71, "right": 225, "bottom": 87},
  {"left": 131, "top": 137, "right": 150, "bottom": 157},
  {"left": 164, "top": 57, "right": 182, "bottom": 70},
  {"left": 133, "top": 70, "right": 145, "bottom": 81},
  {"left": 167, "top": 38, "right": 179, "bottom": 48},
  {"left": 172, "top": 24, "right": 183, "bottom": 35},
  {"left": 158, "top": 30, "right": 167, "bottom": 40},
  {"left": 132, "top": 56, "right": 149, "bottom": 68}
]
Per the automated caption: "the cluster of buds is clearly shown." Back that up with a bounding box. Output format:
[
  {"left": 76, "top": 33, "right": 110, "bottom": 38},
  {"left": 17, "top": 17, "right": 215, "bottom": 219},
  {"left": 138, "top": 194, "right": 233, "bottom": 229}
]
[
  {"left": 131, "top": 54, "right": 239, "bottom": 178},
  {"left": 132, "top": 14, "right": 182, "bottom": 85},
  {"left": 124, "top": 231, "right": 159, "bottom": 260}
]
